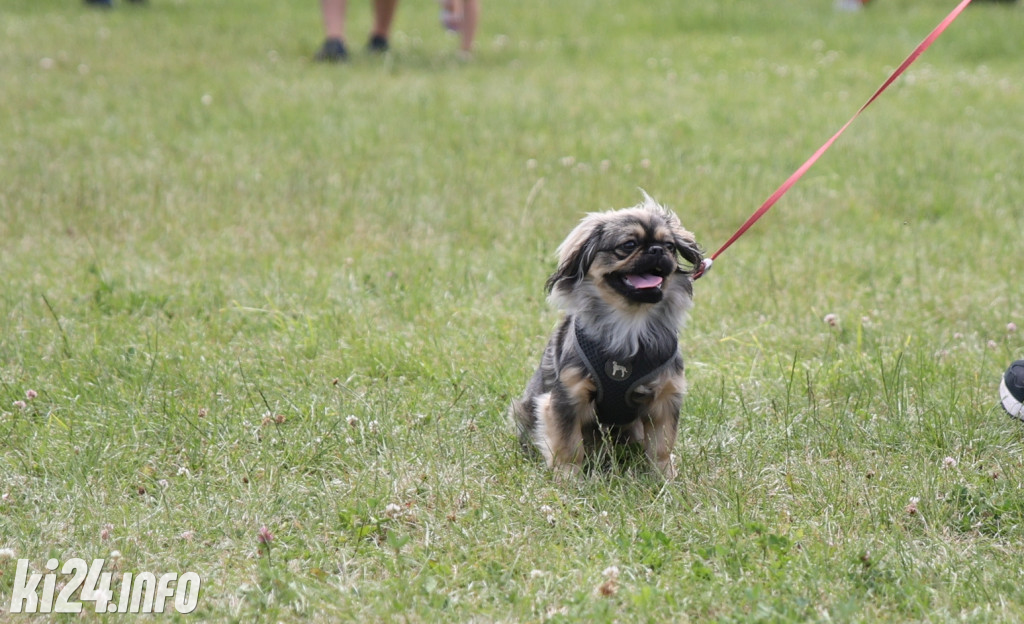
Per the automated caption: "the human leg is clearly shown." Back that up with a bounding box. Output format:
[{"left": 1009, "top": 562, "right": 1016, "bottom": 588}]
[
  {"left": 316, "top": 0, "right": 349, "bottom": 61},
  {"left": 370, "top": 0, "right": 399, "bottom": 39},
  {"left": 459, "top": 0, "right": 478, "bottom": 54},
  {"left": 320, "top": 0, "right": 348, "bottom": 40}
]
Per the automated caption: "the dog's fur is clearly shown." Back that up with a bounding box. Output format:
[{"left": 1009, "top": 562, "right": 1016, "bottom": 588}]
[{"left": 511, "top": 193, "right": 702, "bottom": 478}]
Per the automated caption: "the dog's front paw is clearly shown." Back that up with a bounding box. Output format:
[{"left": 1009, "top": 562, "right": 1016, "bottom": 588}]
[
  {"left": 657, "top": 456, "right": 678, "bottom": 480},
  {"left": 552, "top": 462, "right": 583, "bottom": 481}
]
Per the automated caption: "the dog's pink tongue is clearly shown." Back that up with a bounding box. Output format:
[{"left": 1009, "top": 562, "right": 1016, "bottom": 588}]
[{"left": 627, "top": 274, "right": 663, "bottom": 289}]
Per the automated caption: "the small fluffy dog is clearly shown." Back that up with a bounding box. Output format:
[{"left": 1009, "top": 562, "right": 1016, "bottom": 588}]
[{"left": 511, "top": 194, "right": 703, "bottom": 478}]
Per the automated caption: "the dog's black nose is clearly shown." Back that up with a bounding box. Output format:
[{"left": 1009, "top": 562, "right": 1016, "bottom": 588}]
[{"left": 646, "top": 245, "right": 665, "bottom": 256}]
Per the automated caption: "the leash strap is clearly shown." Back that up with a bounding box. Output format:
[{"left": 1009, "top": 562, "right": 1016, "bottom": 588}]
[{"left": 693, "top": 0, "right": 974, "bottom": 280}]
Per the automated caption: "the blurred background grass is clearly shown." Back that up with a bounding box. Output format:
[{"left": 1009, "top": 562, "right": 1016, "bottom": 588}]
[{"left": 1, "top": 0, "right": 1023, "bottom": 620}]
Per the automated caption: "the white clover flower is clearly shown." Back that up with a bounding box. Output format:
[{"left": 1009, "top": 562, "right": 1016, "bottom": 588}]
[{"left": 905, "top": 497, "right": 920, "bottom": 515}]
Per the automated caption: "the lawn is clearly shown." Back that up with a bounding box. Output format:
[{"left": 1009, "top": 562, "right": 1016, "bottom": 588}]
[{"left": 2, "top": 0, "right": 1023, "bottom": 621}]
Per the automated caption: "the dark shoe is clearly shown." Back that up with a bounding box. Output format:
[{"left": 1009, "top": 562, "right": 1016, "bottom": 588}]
[
  {"left": 367, "top": 34, "right": 389, "bottom": 53},
  {"left": 314, "top": 38, "right": 348, "bottom": 62}
]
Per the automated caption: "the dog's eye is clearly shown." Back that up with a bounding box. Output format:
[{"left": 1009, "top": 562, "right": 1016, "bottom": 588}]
[
  {"left": 664, "top": 242, "right": 676, "bottom": 253},
  {"left": 619, "top": 240, "right": 638, "bottom": 253}
]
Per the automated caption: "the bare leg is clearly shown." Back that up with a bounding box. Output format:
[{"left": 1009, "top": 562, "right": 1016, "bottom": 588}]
[
  {"left": 315, "top": 0, "right": 351, "bottom": 61},
  {"left": 459, "top": 0, "right": 478, "bottom": 54},
  {"left": 320, "top": 0, "right": 347, "bottom": 41},
  {"left": 372, "top": 0, "right": 399, "bottom": 38}
]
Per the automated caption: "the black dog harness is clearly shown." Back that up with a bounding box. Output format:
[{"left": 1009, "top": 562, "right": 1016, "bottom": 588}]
[{"left": 571, "top": 321, "right": 680, "bottom": 427}]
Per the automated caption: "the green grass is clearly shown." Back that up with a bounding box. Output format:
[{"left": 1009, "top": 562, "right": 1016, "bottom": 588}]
[{"left": 2, "top": 0, "right": 1023, "bottom": 620}]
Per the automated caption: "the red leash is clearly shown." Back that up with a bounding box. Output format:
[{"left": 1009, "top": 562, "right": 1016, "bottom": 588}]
[{"left": 693, "top": 0, "right": 974, "bottom": 280}]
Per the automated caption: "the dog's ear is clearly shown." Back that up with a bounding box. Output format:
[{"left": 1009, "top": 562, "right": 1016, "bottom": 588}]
[
  {"left": 673, "top": 230, "right": 704, "bottom": 274},
  {"left": 545, "top": 219, "right": 603, "bottom": 295}
]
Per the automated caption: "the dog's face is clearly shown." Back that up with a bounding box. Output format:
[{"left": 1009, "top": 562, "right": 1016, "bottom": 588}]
[{"left": 545, "top": 196, "right": 702, "bottom": 314}]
